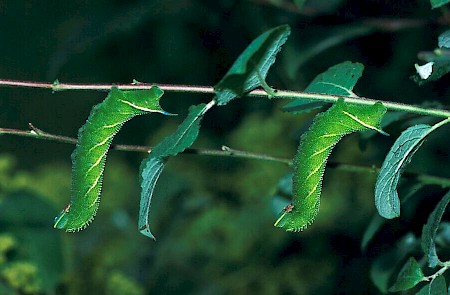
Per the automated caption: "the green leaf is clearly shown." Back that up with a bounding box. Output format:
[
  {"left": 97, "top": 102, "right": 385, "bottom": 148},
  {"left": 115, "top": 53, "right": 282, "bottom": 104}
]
[
  {"left": 431, "top": 0, "right": 450, "bottom": 9},
  {"left": 305, "top": 61, "right": 364, "bottom": 96},
  {"left": 389, "top": 257, "right": 425, "bottom": 292},
  {"left": 422, "top": 191, "right": 450, "bottom": 268},
  {"left": 138, "top": 102, "right": 213, "bottom": 239},
  {"left": 271, "top": 196, "right": 291, "bottom": 216},
  {"left": 283, "top": 61, "right": 364, "bottom": 113},
  {"left": 149, "top": 102, "right": 212, "bottom": 158},
  {"left": 416, "top": 275, "right": 447, "bottom": 295},
  {"left": 439, "top": 30, "right": 450, "bottom": 48},
  {"left": 375, "top": 120, "right": 450, "bottom": 219},
  {"left": 426, "top": 276, "right": 446, "bottom": 295},
  {"left": 214, "top": 25, "right": 290, "bottom": 105},
  {"left": 138, "top": 158, "right": 165, "bottom": 239}
]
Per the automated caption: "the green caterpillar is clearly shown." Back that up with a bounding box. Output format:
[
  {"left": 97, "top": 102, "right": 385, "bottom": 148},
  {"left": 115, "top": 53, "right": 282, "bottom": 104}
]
[
  {"left": 275, "top": 99, "right": 387, "bottom": 232},
  {"left": 54, "top": 86, "right": 169, "bottom": 232}
]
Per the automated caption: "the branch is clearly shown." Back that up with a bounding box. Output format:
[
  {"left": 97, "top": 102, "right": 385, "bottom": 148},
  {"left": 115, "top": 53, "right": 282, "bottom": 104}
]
[
  {"left": 0, "top": 79, "right": 215, "bottom": 94},
  {"left": 2, "top": 124, "right": 450, "bottom": 188},
  {"left": 0, "top": 124, "right": 292, "bottom": 165},
  {"left": 1, "top": 79, "right": 450, "bottom": 118}
]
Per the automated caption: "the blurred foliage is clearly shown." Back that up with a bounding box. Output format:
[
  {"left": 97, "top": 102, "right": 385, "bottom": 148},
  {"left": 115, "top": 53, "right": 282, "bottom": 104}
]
[
  {"left": 1, "top": 0, "right": 450, "bottom": 294},
  {"left": 1, "top": 262, "right": 42, "bottom": 294},
  {"left": 106, "top": 271, "right": 144, "bottom": 295}
]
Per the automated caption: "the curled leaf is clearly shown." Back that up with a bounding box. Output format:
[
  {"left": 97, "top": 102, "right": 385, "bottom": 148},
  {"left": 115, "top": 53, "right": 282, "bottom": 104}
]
[{"left": 138, "top": 102, "right": 214, "bottom": 239}]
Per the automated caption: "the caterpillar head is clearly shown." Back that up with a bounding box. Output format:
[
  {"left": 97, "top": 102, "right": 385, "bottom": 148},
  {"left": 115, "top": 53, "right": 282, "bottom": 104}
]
[
  {"left": 54, "top": 204, "right": 70, "bottom": 229},
  {"left": 274, "top": 204, "right": 314, "bottom": 232}
]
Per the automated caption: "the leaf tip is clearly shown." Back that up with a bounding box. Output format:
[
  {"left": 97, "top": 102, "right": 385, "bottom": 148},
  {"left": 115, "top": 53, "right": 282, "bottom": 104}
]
[
  {"left": 161, "top": 110, "right": 177, "bottom": 116},
  {"left": 378, "top": 129, "right": 390, "bottom": 136},
  {"left": 139, "top": 225, "right": 156, "bottom": 240}
]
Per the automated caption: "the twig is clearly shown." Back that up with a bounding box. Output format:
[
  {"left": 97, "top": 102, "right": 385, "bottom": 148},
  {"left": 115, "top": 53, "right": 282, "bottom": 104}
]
[
  {"left": 2, "top": 124, "right": 450, "bottom": 187},
  {"left": 0, "top": 124, "right": 291, "bottom": 164},
  {"left": 1, "top": 79, "right": 450, "bottom": 118},
  {"left": 0, "top": 79, "right": 215, "bottom": 94}
]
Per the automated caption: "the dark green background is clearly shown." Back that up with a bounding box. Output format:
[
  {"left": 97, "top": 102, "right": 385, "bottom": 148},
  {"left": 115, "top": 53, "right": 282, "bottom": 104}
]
[{"left": 1, "top": 1, "right": 449, "bottom": 294}]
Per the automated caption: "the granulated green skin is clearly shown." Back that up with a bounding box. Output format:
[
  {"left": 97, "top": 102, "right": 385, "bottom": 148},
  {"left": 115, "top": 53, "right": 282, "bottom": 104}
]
[
  {"left": 54, "top": 87, "right": 166, "bottom": 232},
  {"left": 275, "top": 99, "right": 387, "bottom": 231}
]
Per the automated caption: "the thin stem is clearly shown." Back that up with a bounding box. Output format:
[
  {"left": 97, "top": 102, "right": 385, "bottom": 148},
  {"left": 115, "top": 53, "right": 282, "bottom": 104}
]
[
  {"left": 0, "top": 79, "right": 216, "bottom": 94},
  {"left": 3, "top": 125, "right": 450, "bottom": 188},
  {"left": 216, "top": 146, "right": 291, "bottom": 164},
  {"left": 1, "top": 79, "right": 450, "bottom": 118},
  {"left": 424, "top": 261, "right": 450, "bottom": 282},
  {"left": 0, "top": 124, "right": 291, "bottom": 164}
]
